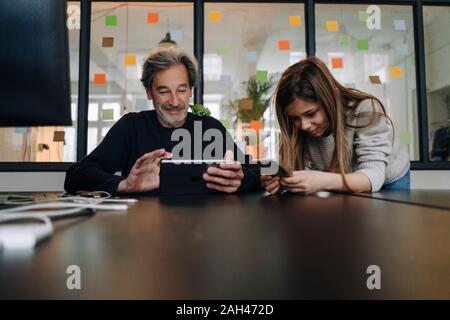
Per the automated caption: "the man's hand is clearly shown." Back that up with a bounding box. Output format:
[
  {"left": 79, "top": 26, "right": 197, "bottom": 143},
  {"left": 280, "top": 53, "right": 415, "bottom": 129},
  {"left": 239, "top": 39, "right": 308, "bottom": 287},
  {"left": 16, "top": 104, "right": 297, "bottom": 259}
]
[
  {"left": 261, "top": 175, "right": 281, "bottom": 194},
  {"left": 280, "top": 170, "right": 327, "bottom": 195},
  {"left": 203, "top": 150, "right": 244, "bottom": 194},
  {"left": 117, "top": 148, "right": 172, "bottom": 193}
]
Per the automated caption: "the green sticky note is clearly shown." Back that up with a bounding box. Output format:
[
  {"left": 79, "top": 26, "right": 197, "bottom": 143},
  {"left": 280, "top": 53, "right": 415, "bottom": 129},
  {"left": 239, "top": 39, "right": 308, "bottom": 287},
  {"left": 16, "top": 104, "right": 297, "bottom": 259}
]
[
  {"left": 400, "top": 131, "right": 411, "bottom": 145},
  {"left": 357, "top": 39, "right": 369, "bottom": 51},
  {"left": 105, "top": 15, "right": 117, "bottom": 26},
  {"left": 255, "top": 70, "right": 268, "bottom": 83},
  {"left": 217, "top": 44, "right": 229, "bottom": 56},
  {"left": 339, "top": 35, "right": 352, "bottom": 47},
  {"left": 102, "top": 109, "right": 114, "bottom": 121},
  {"left": 220, "top": 119, "right": 230, "bottom": 128},
  {"left": 358, "top": 11, "right": 369, "bottom": 22}
]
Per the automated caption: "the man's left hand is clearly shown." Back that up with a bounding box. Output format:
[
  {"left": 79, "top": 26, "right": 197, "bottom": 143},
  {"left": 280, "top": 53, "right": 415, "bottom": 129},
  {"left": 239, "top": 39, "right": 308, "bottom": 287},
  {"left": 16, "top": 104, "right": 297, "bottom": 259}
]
[{"left": 203, "top": 150, "right": 244, "bottom": 193}]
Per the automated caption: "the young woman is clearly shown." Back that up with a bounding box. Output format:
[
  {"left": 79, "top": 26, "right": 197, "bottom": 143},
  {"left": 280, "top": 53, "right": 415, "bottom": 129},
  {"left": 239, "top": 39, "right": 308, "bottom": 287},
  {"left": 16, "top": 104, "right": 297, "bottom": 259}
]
[{"left": 261, "top": 57, "right": 410, "bottom": 194}]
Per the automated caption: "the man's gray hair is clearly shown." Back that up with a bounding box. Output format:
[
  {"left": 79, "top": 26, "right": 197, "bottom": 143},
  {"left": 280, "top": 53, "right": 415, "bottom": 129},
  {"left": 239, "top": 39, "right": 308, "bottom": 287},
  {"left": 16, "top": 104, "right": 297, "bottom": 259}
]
[{"left": 140, "top": 45, "right": 198, "bottom": 92}]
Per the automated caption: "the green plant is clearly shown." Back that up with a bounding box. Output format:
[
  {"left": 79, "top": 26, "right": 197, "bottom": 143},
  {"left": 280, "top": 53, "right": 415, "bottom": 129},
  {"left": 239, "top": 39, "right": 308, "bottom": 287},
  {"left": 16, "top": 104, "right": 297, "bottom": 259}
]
[{"left": 230, "top": 75, "right": 276, "bottom": 122}]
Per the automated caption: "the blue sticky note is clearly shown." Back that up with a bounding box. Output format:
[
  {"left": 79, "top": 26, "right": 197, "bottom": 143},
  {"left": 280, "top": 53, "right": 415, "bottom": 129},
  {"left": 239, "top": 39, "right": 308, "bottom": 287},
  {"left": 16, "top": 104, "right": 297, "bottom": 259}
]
[
  {"left": 15, "top": 127, "right": 27, "bottom": 134},
  {"left": 170, "top": 29, "right": 183, "bottom": 41},
  {"left": 136, "top": 98, "right": 148, "bottom": 111},
  {"left": 397, "top": 43, "right": 408, "bottom": 56},
  {"left": 394, "top": 19, "right": 406, "bottom": 31},
  {"left": 245, "top": 51, "right": 258, "bottom": 63}
]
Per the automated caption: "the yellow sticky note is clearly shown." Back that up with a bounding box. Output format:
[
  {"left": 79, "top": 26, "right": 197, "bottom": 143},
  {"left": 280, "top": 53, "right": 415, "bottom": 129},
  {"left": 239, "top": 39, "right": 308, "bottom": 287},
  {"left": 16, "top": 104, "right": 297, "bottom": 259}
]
[
  {"left": 390, "top": 66, "right": 402, "bottom": 78},
  {"left": 125, "top": 54, "right": 137, "bottom": 66},
  {"left": 326, "top": 20, "right": 339, "bottom": 32},
  {"left": 289, "top": 16, "right": 301, "bottom": 27},
  {"left": 209, "top": 11, "right": 221, "bottom": 23}
]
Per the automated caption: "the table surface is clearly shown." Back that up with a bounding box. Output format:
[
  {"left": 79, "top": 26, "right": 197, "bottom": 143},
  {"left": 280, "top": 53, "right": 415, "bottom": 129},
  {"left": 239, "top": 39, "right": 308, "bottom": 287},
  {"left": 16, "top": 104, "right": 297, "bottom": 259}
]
[{"left": 1, "top": 190, "right": 450, "bottom": 299}]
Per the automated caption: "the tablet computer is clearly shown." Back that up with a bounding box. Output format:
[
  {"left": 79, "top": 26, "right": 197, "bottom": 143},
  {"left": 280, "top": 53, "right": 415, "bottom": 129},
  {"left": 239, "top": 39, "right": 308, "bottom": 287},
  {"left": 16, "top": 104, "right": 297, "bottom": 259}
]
[{"left": 159, "top": 159, "right": 233, "bottom": 195}]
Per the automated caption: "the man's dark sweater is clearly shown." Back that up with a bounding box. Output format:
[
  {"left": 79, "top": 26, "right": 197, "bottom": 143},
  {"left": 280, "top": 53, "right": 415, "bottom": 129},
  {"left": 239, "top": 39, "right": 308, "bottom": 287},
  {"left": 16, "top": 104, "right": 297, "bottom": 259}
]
[{"left": 64, "top": 110, "right": 261, "bottom": 195}]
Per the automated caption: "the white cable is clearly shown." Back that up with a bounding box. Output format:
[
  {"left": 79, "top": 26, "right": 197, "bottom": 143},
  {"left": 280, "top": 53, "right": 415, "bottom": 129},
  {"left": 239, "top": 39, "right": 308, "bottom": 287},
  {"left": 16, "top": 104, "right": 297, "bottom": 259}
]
[
  {"left": 0, "top": 202, "right": 128, "bottom": 214},
  {"left": 0, "top": 207, "right": 90, "bottom": 219},
  {"left": 0, "top": 214, "right": 53, "bottom": 250}
]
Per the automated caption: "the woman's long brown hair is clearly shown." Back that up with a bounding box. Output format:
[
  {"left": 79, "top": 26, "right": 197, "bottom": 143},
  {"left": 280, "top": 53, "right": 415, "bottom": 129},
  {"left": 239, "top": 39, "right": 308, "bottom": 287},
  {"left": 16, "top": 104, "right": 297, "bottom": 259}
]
[{"left": 275, "top": 57, "right": 392, "bottom": 191}]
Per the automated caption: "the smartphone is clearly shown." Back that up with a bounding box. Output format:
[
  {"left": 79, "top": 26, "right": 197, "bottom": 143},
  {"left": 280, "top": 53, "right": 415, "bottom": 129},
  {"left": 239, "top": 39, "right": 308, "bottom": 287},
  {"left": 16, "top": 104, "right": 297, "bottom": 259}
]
[{"left": 259, "top": 160, "right": 291, "bottom": 177}]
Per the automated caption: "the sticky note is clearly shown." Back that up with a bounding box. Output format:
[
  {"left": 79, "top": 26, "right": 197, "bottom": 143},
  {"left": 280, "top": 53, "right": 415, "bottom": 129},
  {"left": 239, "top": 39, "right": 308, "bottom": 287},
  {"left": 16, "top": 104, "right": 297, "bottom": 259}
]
[
  {"left": 289, "top": 16, "right": 301, "bottom": 27},
  {"left": 147, "top": 12, "right": 159, "bottom": 24},
  {"left": 245, "top": 51, "right": 258, "bottom": 63},
  {"left": 278, "top": 40, "right": 290, "bottom": 51},
  {"left": 102, "top": 37, "right": 114, "bottom": 48},
  {"left": 255, "top": 70, "right": 268, "bottom": 83},
  {"left": 357, "top": 39, "right": 369, "bottom": 50},
  {"left": 239, "top": 98, "right": 253, "bottom": 110},
  {"left": 326, "top": 20, "right": 339, "bottom": 32},
  {"left": 15, "top": 127, "right": 27, "bottom": 134},
  {"left": 331, "top": 57, "right": 343, "bottom": 69},
  {"left": 135, "top": 98, "right": 147, "bottom": 111},
  {"left": 94, "top": 73, "right": 106, "bottom": 85},
  {"left": 394, "top": 19, "right": 406, "bottom": 31},
  {"left": 105, "top": 15, "right": 117, "bottom": 26},
  {"left": 369, "top": 75, "right": 382, "bottom": 84},
  {"left": 220, "top": 74, "right": 232, "bottom": 86},
  {"left": 170, "top": 29, "right": 183, "bottom": 41},
  {"left": 102, "top": 109, "right": 114, "bottom": 121},
  {"left": 397, "top": 43, "right": 408, "bottom": 56},
  {"left": 390, "top": 66, "right": 402, "bottom": 78},
  {"left": 125, "top": 55, "right": 137, "bottom": 66},
  {"left": 400, "top": 131, "right": 411, "bottom": 144},
  {"left": 339, "top": 35, "right": 352, "bottom": 47},
  {"left": 53, "top": 131, "right": 65, "bottom": 142},
  {"left": 220, "top": 119, "right": 230, "bottom": 128},
  {"left": 358, "top": 11, "right": 369, "bottom": 22},
  {"left": 209, "top": 11, "right": 221, "bottom": 23},
  {"left": 217, "top": 44, "right": 229, "bottom": 56}
]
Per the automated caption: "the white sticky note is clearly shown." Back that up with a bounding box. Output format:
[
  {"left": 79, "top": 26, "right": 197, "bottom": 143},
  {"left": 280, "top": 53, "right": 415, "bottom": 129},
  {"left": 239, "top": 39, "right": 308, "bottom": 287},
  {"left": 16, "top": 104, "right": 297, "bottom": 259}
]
[
  {"left": 245, "top": 51, "right": 258, "bottom": 63},
  {"left": 394, "top": 19, "right": 406, "bottom": 31},
  {"left": 220, "top": 74, "right": 232, "bottom": 86},
  {"left": 397, "top": 43, "right": 408, "bottom": 56},
  {"left": 170, "top": 29, "right": 183, "bottom": 41},
  {"left": 135, "top": 98, "right": 148, "bottom": 111}
]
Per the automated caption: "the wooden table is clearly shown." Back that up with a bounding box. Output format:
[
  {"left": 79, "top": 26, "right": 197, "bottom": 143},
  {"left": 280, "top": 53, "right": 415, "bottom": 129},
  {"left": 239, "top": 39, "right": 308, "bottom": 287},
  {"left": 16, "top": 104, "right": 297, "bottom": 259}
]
[{"left": 1, "top": 191, "right": 450, "bottom": 299}]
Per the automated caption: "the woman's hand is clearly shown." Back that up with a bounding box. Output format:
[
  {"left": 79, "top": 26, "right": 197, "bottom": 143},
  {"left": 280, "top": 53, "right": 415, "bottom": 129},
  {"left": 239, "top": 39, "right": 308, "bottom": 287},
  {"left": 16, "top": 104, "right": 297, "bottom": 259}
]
[
  {"left": 261, "top": 175, "right": 281, "bottom": 194},
  {"left": 280, "top": 170, "right": 328, "bottom": 195}
]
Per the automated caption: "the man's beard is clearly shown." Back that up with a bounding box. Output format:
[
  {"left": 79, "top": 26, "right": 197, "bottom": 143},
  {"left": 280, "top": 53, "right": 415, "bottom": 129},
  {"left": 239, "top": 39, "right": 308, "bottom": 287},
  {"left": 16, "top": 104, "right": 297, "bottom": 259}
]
[{"left": 156, "top": 102, "right": 188, "bottom": 127}]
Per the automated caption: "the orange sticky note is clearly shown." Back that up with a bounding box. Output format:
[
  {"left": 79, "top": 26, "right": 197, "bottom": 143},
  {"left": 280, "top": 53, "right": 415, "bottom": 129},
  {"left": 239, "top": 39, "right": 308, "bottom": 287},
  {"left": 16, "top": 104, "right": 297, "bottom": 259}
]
[
  {"left": 289, "top": 16, "right": 301, "bottom": 27},
  {"left": 94, "top": 73, "right": 106, "bottom": 85},
  {"left": 390, "top": 66, "right": 402, "bottom": 78},
  {"left": 53, "top": 131, "right": 65, "bottom": 142},
  {"left": 209, "top": 11, "right": 221, "bottom": 23},
  {"left": 102, "top": 37, "right": 114, "bottom": 48},
  {"left": 278, "top": 40, "right": 290, "bottom": 51},
  {"left": 239, "top": 98, "right": 253, "bottom": 110},
  {"left": 125, "top": 55, "right": 137, "bottom": 66},
  {"left": 331, "top": 57, "right": 343, "bottom": 69},
  {"left": 147, "top": 12, "right": 159, "bottom": 24},
  {"left": 326, "top": 20, "right": 339, "bottom": 32}
]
